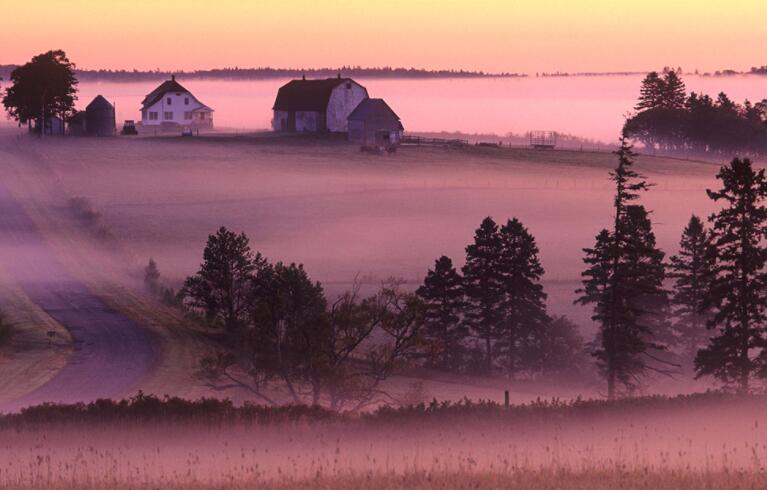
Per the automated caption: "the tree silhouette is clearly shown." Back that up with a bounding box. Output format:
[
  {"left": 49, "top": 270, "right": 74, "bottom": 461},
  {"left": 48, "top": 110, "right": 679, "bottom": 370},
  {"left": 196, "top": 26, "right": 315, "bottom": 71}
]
[
  {"left": 416, "top": 256, "right": 468, "bottom": 370},
  {"left": 144, "top": 258, "right": 161, "bottom": 295},
  {"left": 182, "top": 227, "right": 264, "bottom": 331},
  {"left": 577, "top": 135, "right": 672, "bottom": 399},
  {"left": 496, "top": 218, "right": 549, "bottom": 378},
  {"left": 661, "top": 71, "right": 686, "bottom": 110},
  {"left": 696, "top": 158, "right": 767, "bottom": 392},
  {"left": 635, "top": 71, "right": 665, "bottom": 111},
  {"left": 2, "top": 50, "right": 78, "bottom": 133},
  {"left": 462, "top": 217, "right": 505, "bottom": 373},
  {"left": 669, "top": 215, "right": 716, "bottom": 370}
]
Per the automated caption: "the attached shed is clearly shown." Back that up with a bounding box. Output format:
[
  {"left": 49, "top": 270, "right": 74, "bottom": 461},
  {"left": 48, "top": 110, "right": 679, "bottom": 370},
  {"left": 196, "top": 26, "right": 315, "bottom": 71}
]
[
  {"left": 67, "top": 111, "right": 87, "bottom": 136},
  {"left": 347, "top": 99, "right": 404, "bottom": 148},
  {"left": 85, "top": 95, "right": 116, "bottom": 136},
  {"left": 272, "top": 77, "right": 368, "bottom": 133}
]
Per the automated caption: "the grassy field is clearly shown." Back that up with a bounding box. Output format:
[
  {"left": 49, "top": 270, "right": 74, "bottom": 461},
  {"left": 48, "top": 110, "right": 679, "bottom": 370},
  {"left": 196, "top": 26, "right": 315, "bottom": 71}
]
[
  {"left": 4, "top": 470, "right": 767, "bottom": 490},
  {"left": 1, "top": 393, "right": 766, "bottom": 489}
]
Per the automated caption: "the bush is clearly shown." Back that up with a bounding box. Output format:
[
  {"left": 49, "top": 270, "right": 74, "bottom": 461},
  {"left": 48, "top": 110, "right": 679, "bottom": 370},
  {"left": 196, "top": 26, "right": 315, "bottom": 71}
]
[{"left": 68, "top": 197, "right": 113, "bottom": 240}]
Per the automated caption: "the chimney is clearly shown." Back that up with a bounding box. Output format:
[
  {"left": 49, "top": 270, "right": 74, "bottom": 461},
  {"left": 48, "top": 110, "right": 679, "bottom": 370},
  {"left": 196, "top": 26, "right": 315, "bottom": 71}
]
[
  {"left": 171, "top": 74, "right": 175, "bottom": 81},
  {"left": 302, "top": 74, "right": 306, "bottom": 80},
  {"left": 337, "top": 72, "right": 341, "bottom": 79}
]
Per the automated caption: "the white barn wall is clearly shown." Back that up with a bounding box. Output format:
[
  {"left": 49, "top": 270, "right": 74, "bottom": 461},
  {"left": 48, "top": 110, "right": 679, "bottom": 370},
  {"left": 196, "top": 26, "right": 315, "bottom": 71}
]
[{"left": 326, "top": 82, "right": 368, "bottom": 132}]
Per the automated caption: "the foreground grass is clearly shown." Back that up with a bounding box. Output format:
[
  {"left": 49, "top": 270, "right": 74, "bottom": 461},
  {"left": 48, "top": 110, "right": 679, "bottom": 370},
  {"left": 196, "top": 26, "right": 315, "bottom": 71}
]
[{"left": 4, "top": 470, "right": 767, "bottom": 490}]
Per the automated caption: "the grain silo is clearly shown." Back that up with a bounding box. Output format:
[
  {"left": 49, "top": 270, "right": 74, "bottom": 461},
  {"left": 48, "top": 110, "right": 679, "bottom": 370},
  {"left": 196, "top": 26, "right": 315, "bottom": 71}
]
[{"left": 85, "top": 95, "right": 116, "bottom": 136}]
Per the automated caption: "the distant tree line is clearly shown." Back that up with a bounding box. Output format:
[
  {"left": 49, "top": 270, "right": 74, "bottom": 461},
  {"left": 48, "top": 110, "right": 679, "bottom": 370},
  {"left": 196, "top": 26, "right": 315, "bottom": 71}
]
[
  {"left": 0, "top": 64, "right": 522, "bottom": 83},
  {"left": 624, "top": 71, "right": 767, "bottom": 155}
]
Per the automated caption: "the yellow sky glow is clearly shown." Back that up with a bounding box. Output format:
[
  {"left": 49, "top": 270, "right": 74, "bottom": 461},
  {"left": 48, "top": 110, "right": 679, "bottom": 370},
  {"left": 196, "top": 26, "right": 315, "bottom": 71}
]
[{"left": 1, "top": 0, "right": 766, "bottom": 73}]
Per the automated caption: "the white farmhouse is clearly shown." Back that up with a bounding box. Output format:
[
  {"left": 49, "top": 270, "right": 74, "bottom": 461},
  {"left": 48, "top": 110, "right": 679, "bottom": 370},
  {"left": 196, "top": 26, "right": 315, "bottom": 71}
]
[
  {"left": 140, "top": 75, "right": 214, "bottom": 128},
  {"left": 272, "top": 76, "right": 368, "bottom": 132}
]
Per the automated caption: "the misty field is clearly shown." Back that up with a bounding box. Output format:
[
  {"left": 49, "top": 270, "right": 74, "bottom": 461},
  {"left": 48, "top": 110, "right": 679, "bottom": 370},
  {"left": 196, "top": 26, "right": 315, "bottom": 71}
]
[
  {"left": 0, "top": 129, "right": 737, "bottom": 403},
  {"left": 1, "top": 394, "right": 767, "bottom": 489}
]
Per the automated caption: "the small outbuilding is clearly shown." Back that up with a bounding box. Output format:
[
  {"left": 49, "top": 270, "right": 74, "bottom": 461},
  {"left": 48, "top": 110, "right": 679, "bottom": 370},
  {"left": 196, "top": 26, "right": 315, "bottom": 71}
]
[
  {"left": 85, "top": 95, "right": 116, "bottom": 136},
  {"left": 347, "top": 98, "right": 403, "bottom": 148},
  {"left": 67, "top": 112, "right": 87, "bottom": 136}
]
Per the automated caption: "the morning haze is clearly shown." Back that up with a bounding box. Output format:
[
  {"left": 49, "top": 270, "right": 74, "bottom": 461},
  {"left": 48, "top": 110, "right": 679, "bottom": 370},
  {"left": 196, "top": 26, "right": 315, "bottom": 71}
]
[{"left": 1, "top": 2, "right": 767, "bottom": 489}]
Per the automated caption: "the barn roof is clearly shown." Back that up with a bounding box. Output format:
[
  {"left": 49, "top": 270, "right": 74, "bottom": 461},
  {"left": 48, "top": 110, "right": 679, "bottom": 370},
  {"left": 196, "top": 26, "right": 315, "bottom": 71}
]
[
  {"left": 141, "top": 76, "right": 191, "bottom": 109},
  {"left": 272, "top": 78, "right": 364, "bottom": 112},
  {"left": 86, "top": 95, "right": 113, "bottom": 112},
  {"left": 347, "top": 98, "right": 403, "bottom": 130}
]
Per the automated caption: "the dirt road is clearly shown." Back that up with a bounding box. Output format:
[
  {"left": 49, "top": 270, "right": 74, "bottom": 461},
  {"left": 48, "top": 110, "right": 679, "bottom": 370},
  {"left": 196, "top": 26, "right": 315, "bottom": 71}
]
[{"left": 0, "top": 185, "right": 155, "bottom": 412}]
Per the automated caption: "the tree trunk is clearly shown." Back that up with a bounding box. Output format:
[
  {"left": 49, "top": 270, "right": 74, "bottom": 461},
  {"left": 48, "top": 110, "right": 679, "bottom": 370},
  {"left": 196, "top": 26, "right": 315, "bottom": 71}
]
[{"left": 485, "top": 334, "right": 492, "bottom": 374}]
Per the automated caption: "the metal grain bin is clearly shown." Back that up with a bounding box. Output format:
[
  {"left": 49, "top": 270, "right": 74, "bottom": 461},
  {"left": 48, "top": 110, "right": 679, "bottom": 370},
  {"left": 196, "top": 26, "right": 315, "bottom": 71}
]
[{"left": 85, "top": 95, "right": 116, "bottom": 136}]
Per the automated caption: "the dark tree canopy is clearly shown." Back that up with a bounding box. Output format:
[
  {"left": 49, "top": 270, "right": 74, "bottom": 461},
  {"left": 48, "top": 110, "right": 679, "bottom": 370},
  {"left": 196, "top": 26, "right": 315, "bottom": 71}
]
[
  {"left": 626, "top": 71, "right": 767, "bottom": 154},
  {"left": 696, "top": 158, "right": 767, "bottom": 392},
  {"left": 182, "top": 227, "right": 263, "bottom": 331},
  {"left": 577, "top": 135, "right": 672, "bottom": 399},
  {"left": 416, "top": 255, "right": 468, "bottom": 370},
  {"left": 2, "top": 50, "right": 78, "bottom": 128},
  {"left": 669, "top": 215, "right": 716, "bottom": 369},
  {"left": 495, "top": 218, "right": 549, "bottom": 377},
  {"left": 462, "top": 217, "right": 505, "bottom": 373}
]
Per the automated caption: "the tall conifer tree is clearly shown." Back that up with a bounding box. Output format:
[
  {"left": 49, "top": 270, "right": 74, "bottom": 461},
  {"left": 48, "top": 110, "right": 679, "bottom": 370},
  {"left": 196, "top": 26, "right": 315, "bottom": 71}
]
[
  {"left": 417, "top": 256, "right": 468, "bottom": 370},
  {"left": 462, "top": 217, "right": 504, "bottom": 373},
  {"left": 669, "top": 215, "right": 715, "bottom": 370},
  {"left": 696, "top": 158, "right": 767, "bottom": 393},
  {"left": 635, "top": 71, "right": 665, "bottom": 111},
  {"left": 577, "top": 134, "right": 668, "bottom": 399},
  {"left": 496, "top": 218, "right": 549, "bottom": 377}
]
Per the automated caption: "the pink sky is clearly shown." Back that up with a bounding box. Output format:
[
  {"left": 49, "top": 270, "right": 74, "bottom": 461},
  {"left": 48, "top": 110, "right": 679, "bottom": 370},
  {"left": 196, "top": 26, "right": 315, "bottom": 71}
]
[{"left": 2, "top": 1, "right": 766, "bottom": 73}]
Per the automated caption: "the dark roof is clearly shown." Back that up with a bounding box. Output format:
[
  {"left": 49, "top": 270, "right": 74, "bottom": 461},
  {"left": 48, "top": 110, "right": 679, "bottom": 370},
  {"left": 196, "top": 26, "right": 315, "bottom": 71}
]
[
  {"left": 141, "top": 77, "right": 190, "bottom": 109},
  {"left": 86, "top": 95, "right": 113, "bottom": 111},
  {"left": 272, "top": 78, "right": 364, "bottom": 111},
  {"left": 347, "top": 98, "right": 403, "bottom": 130}
]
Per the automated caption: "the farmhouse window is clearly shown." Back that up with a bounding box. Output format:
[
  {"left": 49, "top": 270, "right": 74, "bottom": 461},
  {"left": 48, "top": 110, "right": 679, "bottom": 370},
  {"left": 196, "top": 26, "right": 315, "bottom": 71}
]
[
  {"left": 166, "top": 97, "right": 172, "bottom": 105},
  {"left": 184, "top": 97, "right": 189, "bottom": 105},
  {"left": 184, "top": 112, "right": 192, "bottom": 120},
  {"left": 149, "top": 112, "right": 158, "bottom": 120},
  {"left": 164, "top": 112, "right": 173, "bottom": 120}
]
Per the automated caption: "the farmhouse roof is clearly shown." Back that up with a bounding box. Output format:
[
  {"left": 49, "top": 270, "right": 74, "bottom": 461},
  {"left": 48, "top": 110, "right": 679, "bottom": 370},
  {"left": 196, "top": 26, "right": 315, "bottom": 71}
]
[
  {"left": 347, "top": 98, "right": 403, "bottom": 130},
  {"left": 272, "top": 78, "right": 364, "bottom": 112},
  {"left": 141, "top": 75, "right": 191, "bottom": 109}
]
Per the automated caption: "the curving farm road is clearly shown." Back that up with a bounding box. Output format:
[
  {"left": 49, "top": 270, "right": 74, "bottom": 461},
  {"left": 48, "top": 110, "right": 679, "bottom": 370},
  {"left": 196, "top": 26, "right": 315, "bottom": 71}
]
[{"left": 0, "top": 185, "right": 155, "bottom": 412}]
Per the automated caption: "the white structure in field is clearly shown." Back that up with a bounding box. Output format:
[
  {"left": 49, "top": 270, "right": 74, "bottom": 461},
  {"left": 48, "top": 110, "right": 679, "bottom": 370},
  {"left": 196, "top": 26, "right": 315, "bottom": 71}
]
[
  {"left": 140, "top": 75, "right": 214, "bottom": 128},
  {"left": 272, "top": 76, "right": 368, "bottom": 132}
]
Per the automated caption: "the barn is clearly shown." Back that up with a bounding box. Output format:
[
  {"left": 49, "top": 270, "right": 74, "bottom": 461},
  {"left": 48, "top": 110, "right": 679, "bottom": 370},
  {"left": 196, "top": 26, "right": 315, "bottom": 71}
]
[
  {"left": 140, "top": 75, "right": 214, "bottom": 129},
  {"left": 347, "top": 98, "right": 403, "bottom": 148},
  {"left": 272, "top": 76, "right": 368, "bottom": 133},
  {"left": 85, "top": 95, "right": 115, "bottom": 136}
]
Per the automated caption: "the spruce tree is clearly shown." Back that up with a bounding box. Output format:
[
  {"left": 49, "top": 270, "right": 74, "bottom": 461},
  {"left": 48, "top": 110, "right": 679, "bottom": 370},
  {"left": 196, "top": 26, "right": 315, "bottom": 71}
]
[
  {"left": 661, "top": 71, "right": 687, "bottom": 110},
  {"left": 669, "top": 215, "right": 715, "bottom": 370},
  {"left": 635, "top": 71, "right": 665, "bottom": 111},
  {"left": 496, "top": 218, "right": 549, "bottom": 377},
  {"left": 416, "top": 256, "right": 468, "bottom": 370},
  {"left": 578, "top": 134, "right": 666, "bottom": 399},
  {"left": 462, "top": 217, "right": 504, "bottom": 373},
  {"left": 578, "top": 206, "right": 671, "bottom": 397},
  {"left": 144, "top": 258, "right": 161, "bottom": 295},
  {"left": 696, "top": 158, "right": 767, "bottom": 393}
]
